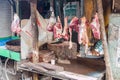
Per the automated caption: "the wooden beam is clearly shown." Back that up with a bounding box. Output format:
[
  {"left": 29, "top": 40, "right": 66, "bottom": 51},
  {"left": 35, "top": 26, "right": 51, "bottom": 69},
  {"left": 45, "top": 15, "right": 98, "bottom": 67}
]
[
  {"left": 96, "top": 0, "right": 113, "bottom": 80},
  {"left": 84, "top": 0, "right": 94, "bottom": 45},
  {"left": 30, "top": 0, "right": 39, "bottom": 80},
  {"left": 30, "top": 0, "right": 39, "bottom": 63}
]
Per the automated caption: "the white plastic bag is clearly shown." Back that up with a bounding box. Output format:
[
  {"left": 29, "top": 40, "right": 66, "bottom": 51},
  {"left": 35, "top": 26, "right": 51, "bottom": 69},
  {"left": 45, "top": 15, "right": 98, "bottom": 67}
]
[
  {"left": 21, "top": 10, "right": 53, "bottom": 47},
  {"left": 36, "top": 10, "right": 53, "bottom": 46}
]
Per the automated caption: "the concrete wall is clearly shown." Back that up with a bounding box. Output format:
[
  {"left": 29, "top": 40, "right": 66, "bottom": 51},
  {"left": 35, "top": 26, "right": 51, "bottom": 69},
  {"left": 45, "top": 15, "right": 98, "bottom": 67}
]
[
  {"left": 0, "top": 0, "right": 12, "bottom": 37},
  {"left": 108, "top": 14, "right": 120, "bottom": 80}
]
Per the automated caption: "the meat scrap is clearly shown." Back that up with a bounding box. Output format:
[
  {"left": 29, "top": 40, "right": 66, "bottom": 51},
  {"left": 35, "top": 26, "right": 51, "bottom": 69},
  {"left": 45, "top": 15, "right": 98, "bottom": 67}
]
[{"left": 90, "top": 13, "right": 100, "bottom": 39}]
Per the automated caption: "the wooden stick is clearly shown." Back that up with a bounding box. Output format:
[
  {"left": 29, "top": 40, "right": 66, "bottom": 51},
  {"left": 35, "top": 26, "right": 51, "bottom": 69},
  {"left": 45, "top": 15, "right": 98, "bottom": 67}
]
[
  {"left": 96, "top": 0, "right": 113, "bottom": 80},
  {"left": 30, "top": 0, "right": 39, "bottom": 63},
  {"left": 30, "top": 0, "right": 39, "bottom": 80}
]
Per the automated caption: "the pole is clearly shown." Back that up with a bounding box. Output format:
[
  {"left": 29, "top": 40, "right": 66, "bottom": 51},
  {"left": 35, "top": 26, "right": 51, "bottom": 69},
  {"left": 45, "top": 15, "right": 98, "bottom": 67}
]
[
  {"left": 96, "top": 0, "right": 113, "bottom": 80},
  {"left": 30, "top": 0, "right": 39, "bottom": 80},
  {"left": 80, "top": 0, "right": 84, "bottom": 17}
]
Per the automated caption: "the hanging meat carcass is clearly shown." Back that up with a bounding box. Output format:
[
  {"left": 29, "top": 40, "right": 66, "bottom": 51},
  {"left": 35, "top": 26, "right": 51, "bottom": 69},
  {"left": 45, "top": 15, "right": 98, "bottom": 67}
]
[
  {"left": 47, "top": 15, "right": 63, "bottom": 42},
  {"left": 47, "top": 11, "right": 56, "bottom": 32},
  {"left": 61, "top": 17, "right": 69, "bottom": 41},
  {"left": 78, "top": 17, "right": 89, "bottom": 54},
  {"left": 69, "top": 17, "right": 79, "bottom": 32},
  {"left": 69, "top": 17, "right": 79, "bottom": 49},
  {"left": 11, "top": 13, "right": 21, "bottom": 34},
  {"left": 53, "top": 16, "right": 63, "bottom": 40},
  {"left": 90, "top": 13, "right": 100, "bottom": 39}
]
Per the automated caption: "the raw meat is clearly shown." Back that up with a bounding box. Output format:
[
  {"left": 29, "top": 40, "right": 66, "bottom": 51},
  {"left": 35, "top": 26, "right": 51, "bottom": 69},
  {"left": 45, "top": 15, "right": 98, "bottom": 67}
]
[
  {"left": 47, "top": 11, "right": 56, "bottom": 32},
  {"left": 90, "top": 13, "right": 100, "bottom": 39},
  {"left": 69, "top": 17, "right": 79, "bottom": 49},
  {"left": 53, "top": 16, "right": 63, "bottom": 40},
  {"left": 11, "top": 13, "right": 21, "bottom": 34},
  {"left": 69, "top": 17, "right": 79, "bottom": 32},
  {"left": 62, "top": 17, "right": 69, "bottom": 41},
  {"left": 78, "top": 17, "right": 89, "bottom": 53}
]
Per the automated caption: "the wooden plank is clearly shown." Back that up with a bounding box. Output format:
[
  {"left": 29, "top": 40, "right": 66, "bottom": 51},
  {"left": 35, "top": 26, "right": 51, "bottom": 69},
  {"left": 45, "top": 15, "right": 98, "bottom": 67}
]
[
  {"left": 58, "top": 71, "right": 97, "bottom": 80},
  {"left": 20, "top": 62, "right": 64, "bottom": 72},
  {"left": 30, "top": 0, "right": 39, "bottom": 80},
  {"left": 96, "top": 0, "right": 113, "bottom": 80},
  {"left": 20, "top": 62, "right": 48, "bottom": 72},
  {"left": 36, "top": 62, "right": 64, "bottom": 72},
  {"left": 84, "top": 0, "right": 94, "bottom": 46},
  {"left": 18, "top": 64, "right": 97, "bottom": 80},
  {"left": 30, "top": 0, "right": 39, "bottom": 63}
]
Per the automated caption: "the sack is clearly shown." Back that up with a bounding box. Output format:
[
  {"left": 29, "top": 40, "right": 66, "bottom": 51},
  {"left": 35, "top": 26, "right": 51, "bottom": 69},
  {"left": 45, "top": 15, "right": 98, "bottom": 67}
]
[
  {"left": 21, "top": 19, "right": 32, "bottom": 47},
  {"left": 36, "top": 10, "right": 53, "bottom": 46},
  {"left": 21, "top": 10, "right": 53, "bottom": 47}
]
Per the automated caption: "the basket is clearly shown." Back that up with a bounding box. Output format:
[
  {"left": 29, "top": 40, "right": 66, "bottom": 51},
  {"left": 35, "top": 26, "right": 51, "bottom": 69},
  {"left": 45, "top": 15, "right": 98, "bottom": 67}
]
[{"left": 6, "top": 39, "right": 20, "bottom": 52}]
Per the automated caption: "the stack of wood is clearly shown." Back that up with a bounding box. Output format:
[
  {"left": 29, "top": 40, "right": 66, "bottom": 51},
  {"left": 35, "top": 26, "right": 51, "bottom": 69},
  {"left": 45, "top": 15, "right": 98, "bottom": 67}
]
[
  {"left": 20, "top": 62, "right": 64, "bottom": 72},
  {"left": 47, "top": 41, "right": 77, "bottom": 60}
]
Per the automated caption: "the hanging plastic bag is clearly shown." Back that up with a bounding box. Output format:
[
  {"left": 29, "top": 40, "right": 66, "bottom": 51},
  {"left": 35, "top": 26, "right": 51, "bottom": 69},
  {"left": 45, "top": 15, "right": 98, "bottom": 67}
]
[
  {"left": 36, "top": 10, "right": 53, "bottom": 46},
  {"left": 21, "top": 11, "right": 53, "bottom": 47},
  {"left": 21, "top": 19, "right": 32, "bottom": 59},
  {"left": 21, "top": 19, "right": 32, "bottom": 47}
]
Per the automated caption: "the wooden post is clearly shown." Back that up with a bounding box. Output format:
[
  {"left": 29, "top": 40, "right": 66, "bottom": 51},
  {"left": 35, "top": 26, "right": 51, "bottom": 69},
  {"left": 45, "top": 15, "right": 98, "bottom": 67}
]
[
  {"left": 30, "top": 0, "right": 39, "bottom": 80},
  {"left": 96, "top": 0, "right": 113, "bottom": 80}
]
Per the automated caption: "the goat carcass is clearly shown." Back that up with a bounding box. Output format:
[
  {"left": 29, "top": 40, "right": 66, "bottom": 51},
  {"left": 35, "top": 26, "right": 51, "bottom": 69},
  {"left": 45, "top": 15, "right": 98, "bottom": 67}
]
[
  {"left": 69, "top": 17, "right": 79, "bottom": 49},
  {"left": 47, "top": 11, "right": 56, "bottom": 32},
  {"left": 62, "top": 17, "right": 69, "bottom": 41},
  {"left": 90, "top": 13, "right": 100, "bottom": 39},
  {"left": 53, "top": 16, "right": 63, "bottom": 40},
  {"left": 11, "top": 14, "right": 21, "bottom": 34},
  {"left": 78, "top": 17, "right": 89, "bottom": 54}
]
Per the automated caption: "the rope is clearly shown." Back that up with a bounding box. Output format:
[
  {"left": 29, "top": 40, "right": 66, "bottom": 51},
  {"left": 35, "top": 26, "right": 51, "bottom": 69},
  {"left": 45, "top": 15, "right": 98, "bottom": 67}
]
[{"left": 5, "top": 58, "right": 9, "bottom": 80}]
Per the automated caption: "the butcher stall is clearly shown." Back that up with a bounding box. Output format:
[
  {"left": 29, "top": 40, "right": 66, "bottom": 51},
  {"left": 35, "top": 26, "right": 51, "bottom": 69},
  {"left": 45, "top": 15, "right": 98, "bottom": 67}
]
[
  {"left": 0, "top": 0, "right": 118, "bottom": 80},
  {"left": 18, "top": 0, "right": 107, "bottom": 80}
]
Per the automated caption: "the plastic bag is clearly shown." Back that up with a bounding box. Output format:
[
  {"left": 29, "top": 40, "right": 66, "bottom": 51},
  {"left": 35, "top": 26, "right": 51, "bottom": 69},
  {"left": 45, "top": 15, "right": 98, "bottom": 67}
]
[
  {"left": 21, "top": 10, "right": 53, "bottom": 47},
  {"left": 36, "top": 10, "right": 53, "bottom": 46}
]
